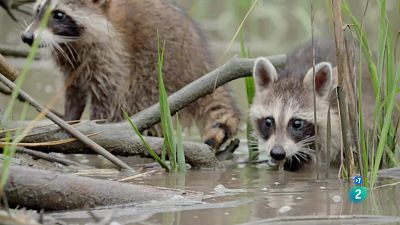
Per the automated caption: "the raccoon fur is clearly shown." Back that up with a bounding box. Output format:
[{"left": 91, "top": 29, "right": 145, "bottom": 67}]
[
  {"left": 249, "top": 39, "right": 342, "bottom": 171},
  {"left": 21, "top": 0, "right": 240, "bottom": 149}
]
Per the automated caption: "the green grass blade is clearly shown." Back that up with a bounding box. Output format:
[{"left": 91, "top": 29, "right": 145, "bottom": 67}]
[
  {"left": 370, "top": 80, "right": 397, "bottom": 187},
  {"left": 342, "top": 0, "right": 379, "bottom": 99},
  {"left": 240, "top": 31, "right": 258, "bottom": 161},
  {"left": 123, "top": 110, "right": 170, "bottom": 172},
  {"left": 3, "top": 7, "right": 52, "bottom": 122},
  {"left": 176, "top": 114, "right": 186, "bottom": 171},
  {"left": 1, "top": 8, "right": 52, "bottom": 194},
  {"left": 157, "top": 32, "right": 177, "bottom": 171}
]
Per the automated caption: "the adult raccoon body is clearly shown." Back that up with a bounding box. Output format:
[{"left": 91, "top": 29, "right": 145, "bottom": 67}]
[{"left": 22, "top": 0, "right": 240, "bottom": 149}]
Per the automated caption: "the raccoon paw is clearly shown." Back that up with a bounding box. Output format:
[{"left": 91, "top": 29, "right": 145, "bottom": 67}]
[{"left": 203, "top": 116, "right": 239, "bottom": 150}]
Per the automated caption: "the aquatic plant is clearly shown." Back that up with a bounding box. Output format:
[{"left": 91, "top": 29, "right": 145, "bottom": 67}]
[
  {"left": 239, "top": 31, "right": 258, "bottom": 162},
  {"left": 125, "top": 33, "right": 186, "bottom": 172},
  {"left": 342, "top": 0, "right": 399, "bottom": 187}
]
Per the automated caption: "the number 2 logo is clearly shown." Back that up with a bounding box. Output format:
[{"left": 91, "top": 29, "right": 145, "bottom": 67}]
[
  {"left": 349, "top": 186, "right": 368, "bottom": 203},
  {"left": 355, "top": 189, "right": 361, "bottom": 199}
]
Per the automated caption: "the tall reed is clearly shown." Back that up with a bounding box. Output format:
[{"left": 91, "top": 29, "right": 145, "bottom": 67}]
[{"left": 342, "top": 0, "right": 399, "bottom": 187}]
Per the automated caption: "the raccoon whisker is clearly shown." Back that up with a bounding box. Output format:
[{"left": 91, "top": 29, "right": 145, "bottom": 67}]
[
  {"left": 49, "top": 44, "right": 61, "bottom": 64},
  {"left": 292, "top": 154, "right": 301, "bottom": 163},
  {"left": 52, "top": 41, "right": 75, "bottom": 68},
  {"left": 298, "top": 147, "right": 316, "bottom": 153},
  {"left": 18, "top": 18, "right": 28, "bottom": 30},
  {"left": 298, "top": 143, "right": 314, "bottom": 149},
  {"left": 296, "top": 152, "right": 309, "bottom": 161},
  {"left": 53, "top": 35, "right": 79, "bottom": 43},
  {"left": 286, "top": 157, "right": 293, "bottom": 166},
  {"left": 298, "top": 136, "right": 316, "bottom": 144},
  {"left": 63, "top": 43, "right": 78, "bottom": 63}
]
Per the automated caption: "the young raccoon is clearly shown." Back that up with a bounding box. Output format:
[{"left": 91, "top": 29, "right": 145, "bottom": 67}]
[
  {"left": 21, "top": 0, "right": 240, "bottom": 149},
  {"left": 249, "top": 40, "right": 341, "bottom": 171}
]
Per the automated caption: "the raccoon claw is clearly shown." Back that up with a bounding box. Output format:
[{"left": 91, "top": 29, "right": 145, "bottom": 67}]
[
  {"left": 204, "top": 122, "right": 231, "bottom": 150},
  {"left": 215, "top": 138, "right": 240, "bottom": 161}
]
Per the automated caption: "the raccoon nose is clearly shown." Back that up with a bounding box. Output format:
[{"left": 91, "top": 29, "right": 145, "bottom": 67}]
[
  {"left": 21, "top": 32, "right": 34, "bottom": 46},
  {"left": 270, "top": 145, "right": 286, "bottom": 161}
]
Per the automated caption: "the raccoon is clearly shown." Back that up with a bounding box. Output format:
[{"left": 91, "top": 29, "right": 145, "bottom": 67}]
[
  {"left": 249, "top": 40, "right": 341, "bottom": 171},
  {"left": 21, "top": 0, "right": 240, "bottom": 149}
]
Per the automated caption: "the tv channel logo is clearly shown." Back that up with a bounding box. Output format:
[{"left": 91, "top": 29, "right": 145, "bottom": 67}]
[{"left": 349, "top": 186, "right": 368, "bottom": 203}]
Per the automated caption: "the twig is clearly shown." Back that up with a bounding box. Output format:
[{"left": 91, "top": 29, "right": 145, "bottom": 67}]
[
  {"left": 0, "top": 73, "right": 132, "bottom": 170},
  {"left": 0, "top": 53, "right": 19, "bottom": 81},
  {"left": 0, "top": 45, "right": 33, "bottom": 59},
  {"left": 14, "top": 147, "right": 90, "bottom": 168}
]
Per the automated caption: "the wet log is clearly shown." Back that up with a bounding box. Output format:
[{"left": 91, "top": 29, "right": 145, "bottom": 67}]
[
  {"left": 8, "top": 123, "right": 219, "bottom": 168},
  {"left": 1, "top": 56, "right": 285, "bottom": 168},
  {"left": 1, "top": 163, "right": 203, "bottom": 211},
  {"left": 3, "top": 55, "right": 285, "bottom": 136}
]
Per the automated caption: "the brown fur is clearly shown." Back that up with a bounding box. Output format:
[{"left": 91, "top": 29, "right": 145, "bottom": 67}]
[
  {"left": 25, "top": 0, "right": 240, "bottom": 149},
  {"left": 250, "top": 40, "right": 342, "bottom": 170}
]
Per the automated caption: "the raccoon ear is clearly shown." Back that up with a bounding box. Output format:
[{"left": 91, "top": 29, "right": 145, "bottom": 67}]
[
  {"left": 253, "top": 58, "right": 278, "bottom": 92},
  {"left": 304, "top": 62, "right": 333, "bottom": 96}
]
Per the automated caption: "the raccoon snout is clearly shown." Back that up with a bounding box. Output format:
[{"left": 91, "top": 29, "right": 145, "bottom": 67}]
[
  {"left": 21, "top": 32, "right": 34, "bottom": 46},
  {"left": 270, "top": 145, "right": 286, "bottom": 161}
]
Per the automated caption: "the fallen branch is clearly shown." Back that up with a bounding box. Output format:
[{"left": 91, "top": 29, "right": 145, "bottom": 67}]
[
  {"left": 6, "top": 123, "right": 218, "bottom": 168},
  {"left": 6, "top": 56, "right": 285, "bottom": 137},
  {"left": 15, "top": 147, "right": 90, "bottom": 168},
  {"left": 131, "top": 56, "right": 286, "bottom": 131},
  {"left": 1, "top": 163, "right": 203, "bottom": 211},
  {"left": 0, "top": 73, "right": 132, "bottom": 170},
  {"left": 1, "top": 56, "right": 285, "bottom": 168},
  {"left": 0, "top": 53, "right": 19, "bottom": 81}
]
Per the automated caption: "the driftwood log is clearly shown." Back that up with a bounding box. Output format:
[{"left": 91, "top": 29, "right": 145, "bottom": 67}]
[
  {"left": 10, "top": 122, "right": 219, "bottom": 168},
  {"left": 1, "top": 56, "right": 285, "bottom": 168},
  {"left": 4, "top": 55, "right": 286, "bottom": 135},
  {"left": 1, "top": 163, "right": 203, "bottom": 211}
]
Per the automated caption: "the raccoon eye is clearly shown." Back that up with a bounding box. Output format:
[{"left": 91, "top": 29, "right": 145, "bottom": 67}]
[
  {"left": 53, "top": 11, "right": 66, "bottom": 20},
  {"left": 265, "top": 117, "right": 274, "bottom": 128},
  {"left": 292, "top": 119, "right": 304, "bottom": 130}
]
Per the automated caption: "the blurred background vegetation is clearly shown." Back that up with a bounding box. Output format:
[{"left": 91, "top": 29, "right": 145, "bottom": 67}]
[{"left": 0, "top": 0, "right": 397, "bottom": 122}]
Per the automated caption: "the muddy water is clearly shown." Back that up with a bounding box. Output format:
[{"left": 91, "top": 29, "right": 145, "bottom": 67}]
[
  {"left": 45, "top": 145, "right": 400, "bottom": 225},
  {"left": 47, "top": 162, "right": 400, "bottom": 225},
  {"left": 1, "top": 1, "right": 400, "bottom": 225}
]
